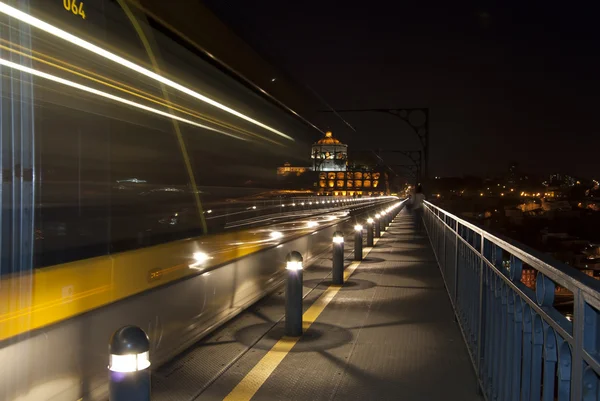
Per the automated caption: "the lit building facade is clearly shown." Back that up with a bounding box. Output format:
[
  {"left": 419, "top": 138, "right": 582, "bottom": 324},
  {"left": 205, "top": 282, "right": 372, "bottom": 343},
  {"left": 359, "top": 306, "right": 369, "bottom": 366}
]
[
  {"left": 277, "top": 163, "right": 308, "bottom": 177},
  {"left": 316, "top": 169, "right": 387, "bottom": 197},
  {"left": 311, "top": 131, "right": 348, "bottom": 172}
]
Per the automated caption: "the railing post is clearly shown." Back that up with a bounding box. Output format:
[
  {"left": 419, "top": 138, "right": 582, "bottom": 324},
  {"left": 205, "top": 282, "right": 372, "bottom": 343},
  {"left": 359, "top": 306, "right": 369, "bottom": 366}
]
[
  {"left": 374, "top": 214, "right": 381, "bottom": 238},
  {"left": 476, "top": 233, "right": 485, "bottom": 379},
  {"left": 454, "top": 222, "right": 459, "bottom": 304},
  {"left": 570, "top": 289, "right": 584, "bottom": 401}
]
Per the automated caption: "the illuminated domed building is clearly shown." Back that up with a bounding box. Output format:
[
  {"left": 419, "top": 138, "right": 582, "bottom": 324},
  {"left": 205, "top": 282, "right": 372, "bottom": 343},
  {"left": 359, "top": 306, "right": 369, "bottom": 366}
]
[
  {"left": 277, "top": 131, "right": 388, "bottom": 197},
  {"left": 311, "top": 131, "right": 348, "bottom": 172}
]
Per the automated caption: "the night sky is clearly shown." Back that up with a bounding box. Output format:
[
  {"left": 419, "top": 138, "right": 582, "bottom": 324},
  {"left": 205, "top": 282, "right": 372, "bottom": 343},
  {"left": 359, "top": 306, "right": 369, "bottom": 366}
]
[{"left": 203, "top": 1, "right": 600, "bottom": 180}]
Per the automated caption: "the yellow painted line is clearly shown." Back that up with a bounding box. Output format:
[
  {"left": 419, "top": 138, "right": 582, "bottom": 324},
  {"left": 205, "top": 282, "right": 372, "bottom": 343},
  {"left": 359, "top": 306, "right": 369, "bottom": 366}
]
[{"left": 224, "top": 236, "right": 382, "bottom": 401}]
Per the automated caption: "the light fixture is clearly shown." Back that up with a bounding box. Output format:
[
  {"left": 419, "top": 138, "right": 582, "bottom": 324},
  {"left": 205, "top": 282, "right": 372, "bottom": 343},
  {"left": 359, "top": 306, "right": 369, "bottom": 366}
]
[
  {"left": 286, "top": 260, "right": 303, "bottom": 270},
  {"left": 375, "top": 213, "right": 381, "bottom": 219},
  {"left": 333, "top": 235, "right": 344, "bottom": 244},
  {"left": 285, "top": 251, "right": 303, "bottom": 271},
  {"left": 306, "top": 221, "right": 318, "bottom": 228},
  {"left": 354, "top": 224, "right": 363, "bottom": 232},
  {"left": 367, "top": 218, "right": 374, "bottom": 224},
  {"left": 109, "top": 351, "right": 150, "bottom": 373}
]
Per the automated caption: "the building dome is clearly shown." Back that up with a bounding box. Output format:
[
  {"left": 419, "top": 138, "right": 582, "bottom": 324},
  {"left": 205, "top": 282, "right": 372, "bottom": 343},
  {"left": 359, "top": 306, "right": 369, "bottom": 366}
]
[
  {"left": 316, "top": 131, "right": 342, "bottom": 145},
  {"left": 311, "top": 131, "right": 348, "bottom": 172}
]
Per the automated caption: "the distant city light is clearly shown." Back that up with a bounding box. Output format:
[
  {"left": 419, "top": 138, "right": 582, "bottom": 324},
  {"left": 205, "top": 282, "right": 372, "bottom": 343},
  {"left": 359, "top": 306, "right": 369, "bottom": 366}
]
[{"left": 206, "top": 210, "right": 212, "bottom": 214}]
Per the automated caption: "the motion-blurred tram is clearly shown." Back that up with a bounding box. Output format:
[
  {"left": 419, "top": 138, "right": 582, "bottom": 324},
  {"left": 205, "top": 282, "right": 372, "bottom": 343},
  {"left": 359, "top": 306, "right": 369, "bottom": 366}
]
[{"left": 0, "top": 1, "right": 395, "bottom": 400}]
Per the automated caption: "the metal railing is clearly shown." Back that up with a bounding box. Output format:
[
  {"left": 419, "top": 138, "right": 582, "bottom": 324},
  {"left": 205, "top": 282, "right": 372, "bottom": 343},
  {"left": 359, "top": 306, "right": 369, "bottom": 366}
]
[{"left": 423, "top": 201, "right": 600, "bottom": 401}]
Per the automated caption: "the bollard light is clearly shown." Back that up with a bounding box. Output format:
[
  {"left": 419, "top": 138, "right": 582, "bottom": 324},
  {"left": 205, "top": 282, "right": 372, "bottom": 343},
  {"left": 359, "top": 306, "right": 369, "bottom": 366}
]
[
  {"left": 333, "top": 234, "right": 344, "bottom": 244},
  {"left": 380, "top": 211, "right": 387, "bottom": 232},
  {"left": 366, "top": 218, "right": 374, "bottom": 247},
  {"left": 332, "top": 231, "right": 344, "bottom": 284},
  {"left": 354, "top": 224, "right": 363, "bottom": 261},
  {"left": 286, "top": 259, "right": 303, "bottom": 270},
  {"left": 285, "top": 251, "right": 303, "bottom": 336},
  {"left": 109, "top": 326, "right": 151, "bottom": 401}
]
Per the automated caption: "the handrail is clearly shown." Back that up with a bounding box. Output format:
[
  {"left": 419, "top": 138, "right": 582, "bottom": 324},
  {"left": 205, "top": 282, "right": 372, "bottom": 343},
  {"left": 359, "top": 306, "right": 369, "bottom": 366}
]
[
  {"left": 422, "top": 200, "right": 600, "bottom": 401},
  {"left": 424, "top": 201, "right": 600, "bottom": 305}
]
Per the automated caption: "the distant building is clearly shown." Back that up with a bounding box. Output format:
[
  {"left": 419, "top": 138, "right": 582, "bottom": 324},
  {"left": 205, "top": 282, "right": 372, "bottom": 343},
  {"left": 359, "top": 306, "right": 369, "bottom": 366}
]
[
  {"left": 276, "top": 131, "right": 388, "bottom": 196},
  {"left": 277, "top": 163, "right": 309, "bottom": 177}
]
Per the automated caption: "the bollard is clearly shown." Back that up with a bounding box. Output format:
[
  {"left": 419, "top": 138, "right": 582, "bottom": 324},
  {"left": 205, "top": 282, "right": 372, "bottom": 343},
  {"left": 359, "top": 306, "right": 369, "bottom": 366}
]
[
  {"left": 285, "top": 251, "right": 303, "bottom": 336},
  {"left": 354, "top": 224, "right": 363, "bottom": 261},
  {"left": 374, "top": 214, "right": 381, "bottom": 238},
  {"left": 380, "top": 211, "right": 387, "bottom": 231},
  {"left": 366, "top": 218, "right": 374, "bottom": 247},
  {"left": 108, "top": 326, "right": 151, "bottom": 401},
  {"left": 332, "top": 231, "right": 344, "bottom": 285}
]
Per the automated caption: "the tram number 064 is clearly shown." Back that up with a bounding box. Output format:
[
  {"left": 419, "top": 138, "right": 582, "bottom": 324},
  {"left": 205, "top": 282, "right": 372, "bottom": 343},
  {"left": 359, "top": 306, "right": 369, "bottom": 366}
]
[{"left": 63, "top": 0, "right": 86, "bottom": 20}]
